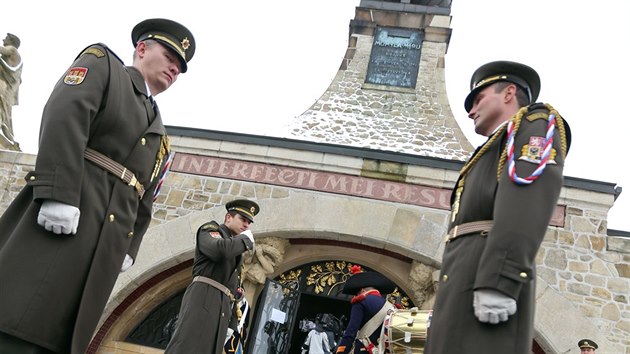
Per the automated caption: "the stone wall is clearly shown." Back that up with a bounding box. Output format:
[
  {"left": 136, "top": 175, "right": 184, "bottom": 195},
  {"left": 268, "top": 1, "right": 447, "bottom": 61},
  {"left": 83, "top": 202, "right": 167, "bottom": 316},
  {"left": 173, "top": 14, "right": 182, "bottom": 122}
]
[
  {"left": 535, "top": 187, "right": 630, "bottom": 352},
  {"left": 0, "top": 150, "right": 34, "bottom": 215},
  {"left": 287, "top": 13, "right": 474, "bottom": 162}
]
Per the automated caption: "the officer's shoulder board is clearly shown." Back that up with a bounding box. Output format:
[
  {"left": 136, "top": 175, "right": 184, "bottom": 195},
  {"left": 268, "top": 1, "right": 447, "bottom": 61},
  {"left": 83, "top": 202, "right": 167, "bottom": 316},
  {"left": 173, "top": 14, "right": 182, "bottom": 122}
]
[
  {"left": 523, "top": 103, "right": 571, "bottom": 154},
  {"left": 199, "top": 221, "right": 219, "bottom": 232},
  {"left": 524, "top": 102, "right": 551, "bottom": 122},
  {"left": 65, "top": 44, "right": 107, "bottom": 86},
  {"left": 199, "top": 222, "right": 223, "bottom": 239},
  {"left": 79, "top": 46, "right": 105, "bottom": 59},
  {"left": 76, "top": 43, "right": 124, "bottom": 65},
  {"left": 521, "top": 103, "right": 570, "bottom": 148},
  {"left": 76, "top": 43, "right": 108, "bottom": 58}
]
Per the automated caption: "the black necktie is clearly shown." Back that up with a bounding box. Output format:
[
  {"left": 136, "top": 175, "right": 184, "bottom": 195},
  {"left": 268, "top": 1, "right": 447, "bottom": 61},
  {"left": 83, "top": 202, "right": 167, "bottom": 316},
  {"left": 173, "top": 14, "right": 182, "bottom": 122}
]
[{"left": 151, "top": 97, "right": 159, "bottom": 116}]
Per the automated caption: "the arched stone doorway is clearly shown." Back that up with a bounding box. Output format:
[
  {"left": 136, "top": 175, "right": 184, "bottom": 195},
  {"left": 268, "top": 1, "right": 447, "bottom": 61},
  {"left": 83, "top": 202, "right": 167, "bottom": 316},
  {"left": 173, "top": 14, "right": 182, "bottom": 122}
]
[
  {"left": 93, "top": 258, "right": 415, "bottom": 354},
  {"left": 91, "top": 242, "right": 562, "bottom": 354}
]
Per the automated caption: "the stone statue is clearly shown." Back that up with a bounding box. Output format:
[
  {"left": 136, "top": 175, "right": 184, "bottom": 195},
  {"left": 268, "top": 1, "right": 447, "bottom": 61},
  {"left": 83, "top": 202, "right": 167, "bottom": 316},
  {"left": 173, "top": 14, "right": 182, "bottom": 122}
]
[
  {"left": 242, "top": 237, "right": 290, "bottom": 284},
  {"left": 408, "top": 261, "right": 438, "bottom": 310},
  {"left": 0, "top": 33, "right": 23, "bottom": 148}
]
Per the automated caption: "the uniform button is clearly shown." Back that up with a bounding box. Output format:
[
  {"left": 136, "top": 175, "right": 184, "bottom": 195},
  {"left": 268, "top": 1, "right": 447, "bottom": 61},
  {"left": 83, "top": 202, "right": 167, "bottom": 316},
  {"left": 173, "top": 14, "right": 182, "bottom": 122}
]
[
  {"left": 127, "top": 232, "right": 134, "bottom": 238},
  {"left": 29, "top": 176, "right": 36, "bottom": 181},
  {"left": 221, "top": 312, "right": 224, "bottom": 317},
  {"left": 442, "top": 275, "right": 448, "bottom": 282},
  {"left": 109, "top": 214, "right": 115, "bottom": 222},
  {"left": 519, "top": 272, "right": 527, "bottom": 278},
  {"left": 141, "top": 138, "right": 146, "bottom": 146}
]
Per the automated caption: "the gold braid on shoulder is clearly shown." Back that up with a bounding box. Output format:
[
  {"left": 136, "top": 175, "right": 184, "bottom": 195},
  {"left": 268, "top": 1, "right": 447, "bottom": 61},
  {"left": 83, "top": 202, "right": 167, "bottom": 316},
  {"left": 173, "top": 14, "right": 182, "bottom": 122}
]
[
  {"left": 458, "top": 121, "right": 509, "bottom": 178},
  {"left": 496, "top": 103, "right": 568, "bottom": 181},
  {"left": 160, "top": 135, "right": 171, "bottom": 159},
  {"left": 150, "top": 135, "right": 171, "bottom": 182},
  {"left": 450, "top": 122, "right": 508, "bottom": 223}
]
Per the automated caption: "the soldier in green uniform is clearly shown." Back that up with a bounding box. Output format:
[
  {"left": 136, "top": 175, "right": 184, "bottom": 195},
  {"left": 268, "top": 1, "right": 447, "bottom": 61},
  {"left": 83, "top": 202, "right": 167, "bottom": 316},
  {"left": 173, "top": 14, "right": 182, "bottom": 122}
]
[
  {"left": 165, "top": 199, "right": 259, "bottom": 354},
  {"left": 0, "top": 18, "right": 195, "bottom": 354},
  {"left": 425, "top": 61, "right": 571, "bottom": 354}
]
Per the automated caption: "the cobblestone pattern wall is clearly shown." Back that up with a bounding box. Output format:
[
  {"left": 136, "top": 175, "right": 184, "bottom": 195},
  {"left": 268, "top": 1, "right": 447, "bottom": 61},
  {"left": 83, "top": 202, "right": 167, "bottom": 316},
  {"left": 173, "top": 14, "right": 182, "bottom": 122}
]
[
  {"left": 287, "top": 36, "right": 473, "bottom": 161},
  {"left": 149, "top": 171, "right": 288, "bottom": 228},
  {"left": 0, "top": 151, "right": 34, "bottom": 216},
  {"left": 538, "top": 206, "right": 630, "bottom": 350}
]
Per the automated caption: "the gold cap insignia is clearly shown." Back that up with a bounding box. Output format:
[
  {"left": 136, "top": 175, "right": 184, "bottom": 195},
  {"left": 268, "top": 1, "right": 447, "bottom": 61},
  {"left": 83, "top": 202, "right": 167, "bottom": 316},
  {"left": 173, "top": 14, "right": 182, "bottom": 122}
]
[{"left": 181, "top": 37, "right": 190, "bottom": 50}]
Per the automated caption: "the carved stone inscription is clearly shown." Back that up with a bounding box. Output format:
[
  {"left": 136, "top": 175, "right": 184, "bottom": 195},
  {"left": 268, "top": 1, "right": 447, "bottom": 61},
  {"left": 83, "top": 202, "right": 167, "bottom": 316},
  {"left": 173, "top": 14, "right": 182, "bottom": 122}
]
[
  {"left": 365, "top": 27, "right": 424, "bottom": 88},
  {"left": 171, "top": 153, "right": 566, "bottom": 226},
  {"left": 172, "top": 153, "right": 452, "bottom": 210}
]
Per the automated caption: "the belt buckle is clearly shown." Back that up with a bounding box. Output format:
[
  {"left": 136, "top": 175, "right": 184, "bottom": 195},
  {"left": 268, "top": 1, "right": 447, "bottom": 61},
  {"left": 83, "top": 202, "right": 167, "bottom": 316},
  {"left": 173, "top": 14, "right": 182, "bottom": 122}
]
[
  {"left": 128, "top": 174, "right": 137, "bottom": 187},
  {"left": 128, "top": 174, "right": 145, "bottom": 199}
]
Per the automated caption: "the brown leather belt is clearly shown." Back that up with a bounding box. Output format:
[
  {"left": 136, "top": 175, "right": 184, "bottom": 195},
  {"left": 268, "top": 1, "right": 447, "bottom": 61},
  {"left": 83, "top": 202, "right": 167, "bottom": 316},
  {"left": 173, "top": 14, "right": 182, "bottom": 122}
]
[
  {"left": 84, "top": 148, "right": 145, "bottom": 199},
  {"left": 192, "top": 275, "right": 235, "bottom": 302},
  {"left": 446, "top": 220, "right": 493, "bottom": 243}
]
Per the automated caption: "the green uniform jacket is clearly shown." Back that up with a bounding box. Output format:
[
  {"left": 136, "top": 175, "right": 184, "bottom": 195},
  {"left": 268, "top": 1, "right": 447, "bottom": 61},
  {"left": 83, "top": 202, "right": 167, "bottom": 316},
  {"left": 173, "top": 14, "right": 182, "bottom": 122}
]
[
  {"left": 0, "top": 43, "right": 168, "bottom": 353},
  {"left": 165, "top": 221, "right": 254, "bottom": 354},
  {"left": 425, "top": 104, "right": 570, "bottom": 354}
]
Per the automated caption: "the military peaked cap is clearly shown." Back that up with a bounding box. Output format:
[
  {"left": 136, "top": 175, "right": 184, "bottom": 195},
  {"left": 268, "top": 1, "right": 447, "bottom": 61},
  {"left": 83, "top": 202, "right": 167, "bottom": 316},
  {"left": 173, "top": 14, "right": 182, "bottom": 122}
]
[
  {"left": 465, "top": 60, "right": 540, "bottom": 112},
  {"left": 226, "top": 199, "right": 260, "bottom": 223},
  {"left": 132, "top": 18, "right": 195, "bottom": 73},
  {"left": 578, "top": 339, "right": 598, "bottom": 350}
]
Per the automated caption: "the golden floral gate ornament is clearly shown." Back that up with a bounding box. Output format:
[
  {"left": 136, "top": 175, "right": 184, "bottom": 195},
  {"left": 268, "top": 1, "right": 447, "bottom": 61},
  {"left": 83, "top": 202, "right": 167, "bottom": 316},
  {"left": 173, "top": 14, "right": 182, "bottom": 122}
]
[{"left": 296, "top": 261, "right": 410, "bottom": 309}]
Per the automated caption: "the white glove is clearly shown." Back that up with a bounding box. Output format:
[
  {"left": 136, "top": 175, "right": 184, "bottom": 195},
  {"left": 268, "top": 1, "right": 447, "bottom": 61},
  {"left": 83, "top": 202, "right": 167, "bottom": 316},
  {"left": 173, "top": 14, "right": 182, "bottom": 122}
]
[
  {"left": 240, "top": 229, "right": 255, "bottom": 246},
  {"left": 473, "top": 289, "right": 516, "bottom": 324},
  {"left": 224, "top": 327, "right": 234, "bottom": 345},
  {"left": 121, "top": 254, "right": 134, "bottom": 272},
  {"left": 37, "top": 200, "right": 80, "bottom": 235}
]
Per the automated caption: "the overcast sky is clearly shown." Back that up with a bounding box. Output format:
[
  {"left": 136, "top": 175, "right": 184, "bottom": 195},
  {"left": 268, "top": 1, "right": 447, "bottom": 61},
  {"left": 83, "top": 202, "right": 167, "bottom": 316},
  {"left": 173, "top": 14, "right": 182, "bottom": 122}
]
[{"left": 3, "top": 0, "right": 630, "bottom": 231}]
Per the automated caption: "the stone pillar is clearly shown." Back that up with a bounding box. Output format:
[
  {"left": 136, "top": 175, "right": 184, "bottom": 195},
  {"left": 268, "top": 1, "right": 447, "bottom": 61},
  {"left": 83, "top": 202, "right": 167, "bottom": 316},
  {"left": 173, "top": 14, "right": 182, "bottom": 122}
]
[{"left": 288, "top": 0, "right": 473, "bottom": 161}]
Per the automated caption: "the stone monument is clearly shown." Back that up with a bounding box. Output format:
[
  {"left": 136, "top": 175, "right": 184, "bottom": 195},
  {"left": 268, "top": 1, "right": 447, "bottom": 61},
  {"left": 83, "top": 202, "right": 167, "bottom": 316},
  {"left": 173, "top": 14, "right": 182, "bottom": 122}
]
[{"left": 0, "top": 33, "right": 23, "bottom": 151}]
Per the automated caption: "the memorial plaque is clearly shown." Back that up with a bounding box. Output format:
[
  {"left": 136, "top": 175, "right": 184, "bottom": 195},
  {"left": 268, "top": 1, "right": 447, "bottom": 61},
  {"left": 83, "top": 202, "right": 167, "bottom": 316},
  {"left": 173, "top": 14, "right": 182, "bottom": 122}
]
[{"left": 366, "top": 27, "right": 424, "bottom": 89}]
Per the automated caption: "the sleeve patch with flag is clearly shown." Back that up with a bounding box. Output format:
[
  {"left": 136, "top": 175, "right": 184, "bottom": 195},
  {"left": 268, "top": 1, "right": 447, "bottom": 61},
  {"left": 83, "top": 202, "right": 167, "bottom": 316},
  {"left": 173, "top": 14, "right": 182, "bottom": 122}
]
[{"left": 64, "top": 67, "right": 88, "bottom": 85}]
